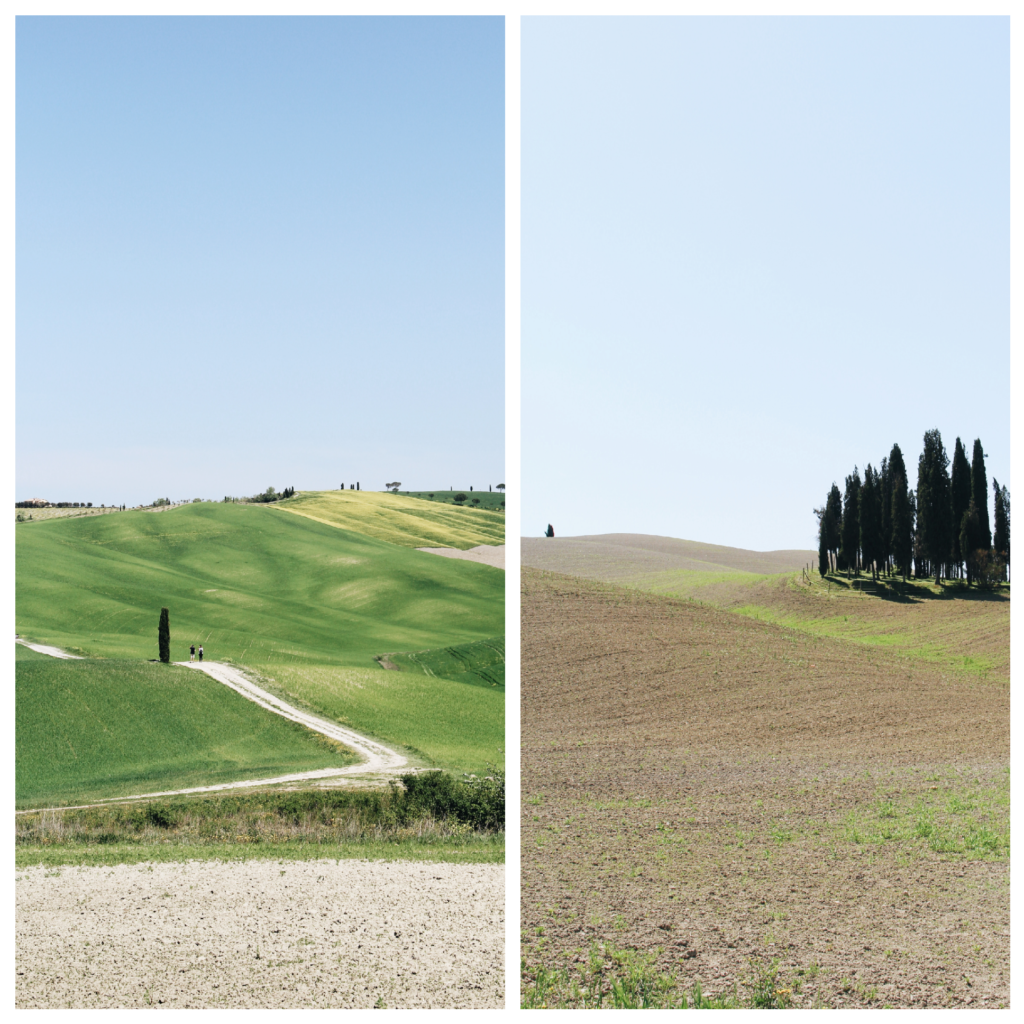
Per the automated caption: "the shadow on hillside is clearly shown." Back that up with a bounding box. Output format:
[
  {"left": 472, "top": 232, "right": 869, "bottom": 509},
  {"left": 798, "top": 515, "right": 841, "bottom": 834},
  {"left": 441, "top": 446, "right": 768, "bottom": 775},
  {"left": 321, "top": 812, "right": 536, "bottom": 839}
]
[{"left": 820, "top": 575, "right": 1010, "bottom": 605}]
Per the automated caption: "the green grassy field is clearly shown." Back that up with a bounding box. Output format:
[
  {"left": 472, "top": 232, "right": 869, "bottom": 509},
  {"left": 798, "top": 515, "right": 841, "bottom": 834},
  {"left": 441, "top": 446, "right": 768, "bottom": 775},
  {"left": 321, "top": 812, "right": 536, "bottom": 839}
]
[
  {"left": 650, "top": 570, "right": 1010, "bottom": 680},
  {"left": 275, "top": 489, "right": 504, "bottom": 548},
  {"left": 16, "top": 657, "right": 356, "bottom": 807},
  {"left": 383, "top": 636, "right": 504, "bottom": 690},
  {"left": 16, "top": 501, "right": 505, "bottom": 807},
  {"left": 264, "top": 662, "right": 504, "bottom": 772},
  {"left": 16, "top": 501, "right": 502, "bottom": 666}
]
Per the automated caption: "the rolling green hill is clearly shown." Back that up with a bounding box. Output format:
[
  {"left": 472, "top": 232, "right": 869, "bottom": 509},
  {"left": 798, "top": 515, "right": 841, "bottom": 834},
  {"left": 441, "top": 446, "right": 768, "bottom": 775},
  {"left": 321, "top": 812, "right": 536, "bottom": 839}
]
[
  {"left": 16, "top": 658, "right": 356, "bottom": 807},
  {"left": 275, "top": 489, "right": 504, "bottom": 549},
  {"left": 17, "top": 502, "right": 504, "bottom": 792}
]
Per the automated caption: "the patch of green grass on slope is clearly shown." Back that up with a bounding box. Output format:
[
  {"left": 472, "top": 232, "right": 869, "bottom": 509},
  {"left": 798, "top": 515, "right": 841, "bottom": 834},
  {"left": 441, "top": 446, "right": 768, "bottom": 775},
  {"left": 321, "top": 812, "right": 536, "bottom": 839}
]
[
  {"left": 384, "top": 636, "right": 505, "bottom": 690},
  {"left": 275, "top": 489, "right": 504, "bottom": 549},
  {"left": 16, "top": 658, "right": 356, "bottom": 808},
  {"left": 265, "top": 663, "right": 504, "bottom": 773}
]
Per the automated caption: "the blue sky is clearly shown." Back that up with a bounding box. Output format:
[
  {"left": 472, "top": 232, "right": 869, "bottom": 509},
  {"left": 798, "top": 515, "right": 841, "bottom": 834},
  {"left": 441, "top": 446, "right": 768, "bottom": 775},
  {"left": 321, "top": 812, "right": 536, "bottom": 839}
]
[
  {"left": 522, "top": 16, "right": 1009, "bottom": 551},
  {"left": 16, "top": 16, "right": 504, "bottom": 506}
]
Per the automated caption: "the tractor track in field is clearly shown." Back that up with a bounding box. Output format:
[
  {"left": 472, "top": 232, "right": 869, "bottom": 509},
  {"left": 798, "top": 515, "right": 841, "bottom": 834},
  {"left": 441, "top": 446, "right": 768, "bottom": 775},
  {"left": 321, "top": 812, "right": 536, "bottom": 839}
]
[{"left": 15, "top": 641, "right": 411, "bottom": 813}]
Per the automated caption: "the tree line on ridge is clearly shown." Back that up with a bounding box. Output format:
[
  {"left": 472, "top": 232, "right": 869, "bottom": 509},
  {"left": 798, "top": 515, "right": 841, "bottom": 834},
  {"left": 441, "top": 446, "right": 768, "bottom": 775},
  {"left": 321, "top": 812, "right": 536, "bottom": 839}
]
[{"left": 816, "top": 429, "right": 1009, "bottom": 586}]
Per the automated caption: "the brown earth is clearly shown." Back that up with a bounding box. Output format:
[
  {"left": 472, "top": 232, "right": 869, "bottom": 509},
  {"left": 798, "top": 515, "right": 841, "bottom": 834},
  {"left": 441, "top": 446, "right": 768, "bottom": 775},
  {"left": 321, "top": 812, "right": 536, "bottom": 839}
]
[{"left": 521, "top": 568, "right": 1010, "bottom": 1008}]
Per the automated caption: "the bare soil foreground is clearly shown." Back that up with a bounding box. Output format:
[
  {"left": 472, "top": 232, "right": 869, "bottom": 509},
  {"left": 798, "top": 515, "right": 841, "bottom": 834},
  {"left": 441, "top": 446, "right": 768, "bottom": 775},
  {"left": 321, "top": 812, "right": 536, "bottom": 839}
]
[
  {"left": 417, "top": 544, "right": 505, "bottom": 570},
  {"left": 521, "top": 568, "right": 1009, "bottom": 1008},
  {"left": 16, "top": 858, "right": 504, "bottom": 1008}
]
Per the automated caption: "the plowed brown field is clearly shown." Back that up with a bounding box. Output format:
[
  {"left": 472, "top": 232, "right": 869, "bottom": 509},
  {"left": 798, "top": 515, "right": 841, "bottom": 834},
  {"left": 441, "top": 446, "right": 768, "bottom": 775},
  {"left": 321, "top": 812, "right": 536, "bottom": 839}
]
[{"left": 521, "top": 567, "right": 1009, "bottom": 1008}]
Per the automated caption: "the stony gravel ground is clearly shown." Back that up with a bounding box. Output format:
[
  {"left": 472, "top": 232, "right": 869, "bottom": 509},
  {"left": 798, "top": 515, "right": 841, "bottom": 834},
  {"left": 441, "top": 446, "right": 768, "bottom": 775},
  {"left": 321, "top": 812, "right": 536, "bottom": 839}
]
[{"left": 16, "top": 858, "right": 504, "bottom": 1008}]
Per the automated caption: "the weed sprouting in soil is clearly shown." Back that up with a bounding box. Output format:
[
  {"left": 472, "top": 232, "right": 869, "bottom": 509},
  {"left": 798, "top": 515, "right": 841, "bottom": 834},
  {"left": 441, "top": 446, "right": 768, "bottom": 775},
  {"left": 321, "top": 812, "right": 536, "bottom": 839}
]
[{"left": 521, "top": 942, "right": 741, "bottom": 1009}]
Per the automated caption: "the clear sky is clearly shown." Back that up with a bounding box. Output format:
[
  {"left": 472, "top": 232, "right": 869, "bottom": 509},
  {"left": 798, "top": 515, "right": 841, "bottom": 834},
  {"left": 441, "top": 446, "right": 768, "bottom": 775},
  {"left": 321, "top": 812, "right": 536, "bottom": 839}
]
[
  {"left": 522, "top": 16, "right": 1009, "bottom": 551},
  {"left": 16, "top": 16, "right": 504, "bottom": 507}
]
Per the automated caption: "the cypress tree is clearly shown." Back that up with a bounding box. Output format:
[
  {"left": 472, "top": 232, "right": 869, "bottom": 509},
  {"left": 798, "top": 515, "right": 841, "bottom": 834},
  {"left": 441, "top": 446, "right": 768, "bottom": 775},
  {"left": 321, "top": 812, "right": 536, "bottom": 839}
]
[
  {"left": 889, "top": 444, "right": 911, "bottom": 579},
  {"left": 891, "top": 472, "right": 912, "bottom": 581},
  {"left": 817, "top": 504, "right": 829, "bottom": 577},
  {"left": 840, "top": 467, "right": 862, "bottom": 576},
  {"left": 970, "top": 439, "right": 991, "bottom": 551},
  {"left": 825, "top": 483, "right": 842, "bottom": 572},
  {"left": 158, "top": 607, "right": 170, "bottom": 664},
  {"left": 960, "top": 499, "right": 982, "bottom": 586},
  {"left": 912, "top": 488, "right": 929, "bottom": 579},
  {"left": 859, "top": 465, "right": 882, "bottom": 580},
  {"left": 949, "top": 438, "right": 971, "bottom": 579},
  {"left": 992, "top": 479, "right": 1009, "bottom": 581},
  {"left": 879, "top": 456, "right": 892, "bottom": 574},
  {"left": 917, "top": 429, "right": 952, "bottom": 583}
]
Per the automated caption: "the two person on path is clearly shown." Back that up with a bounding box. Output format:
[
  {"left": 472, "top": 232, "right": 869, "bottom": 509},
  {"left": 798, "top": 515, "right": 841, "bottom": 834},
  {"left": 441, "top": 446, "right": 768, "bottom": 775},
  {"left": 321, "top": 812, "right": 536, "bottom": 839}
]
[{"left": 189, "top": 643, "right": 205, "bottom": 663}]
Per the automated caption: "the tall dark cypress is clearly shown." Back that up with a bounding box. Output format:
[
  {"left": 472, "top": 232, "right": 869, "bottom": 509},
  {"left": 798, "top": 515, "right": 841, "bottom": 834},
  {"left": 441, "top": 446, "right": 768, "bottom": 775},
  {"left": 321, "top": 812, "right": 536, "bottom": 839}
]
[
  {"left": 970, "top": 439, "right": 991, "bottom": 551},
  {"left": 889, "top": 444, "right": 912, "bottom": 579},
  {"left": 859, "top": 465, "right": 882, "bottom": 580},
  {"left": 879, "top": 456, "right": 892, "bottom": 574},
  {"left": 817, "top": 503, "right": 829, "bottom": 576},
  {"left": 825, "top": 484, "right": 842, "bottom": 571},
  {"left": 992, "top": 479, "right": 1009, "bottom": 581},
  {"left": 158, "top": 607, "right": 170, "bottom": 664},
  {"left": 910, "top": 488, "right": 924, "bottom": 578},
  {"left": 949, "top": 438, "right": 971, "bottom": 579},
  {"left": 840, "top": 467, "right": 862, "bottom": 576},
  {"left": 917, "top": 429, "right": 952, "bottom": 583},
  {"left": 960, "top": 499, "right": 982, "bottom": 586}
]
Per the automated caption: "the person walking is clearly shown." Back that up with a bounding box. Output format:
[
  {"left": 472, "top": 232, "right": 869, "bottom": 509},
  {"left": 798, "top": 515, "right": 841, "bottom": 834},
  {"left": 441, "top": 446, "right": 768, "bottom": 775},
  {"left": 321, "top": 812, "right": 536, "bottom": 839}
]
[
  {"left": 190, "top": 643, "right": 196, "bottom": 663},
  {"left": 198, "top": 644, "right": 204, "bottom": 662}
]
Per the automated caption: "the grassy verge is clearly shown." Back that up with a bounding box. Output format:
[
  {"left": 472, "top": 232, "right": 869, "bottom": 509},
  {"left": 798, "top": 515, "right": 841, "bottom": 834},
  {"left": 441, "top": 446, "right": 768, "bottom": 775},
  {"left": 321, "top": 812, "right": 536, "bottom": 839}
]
[
  {"left": 16, "top": 836, "right": 504, "bottom": 869},
  {"left": 17, "top": 771, "right": 505, "bottom": 867}
]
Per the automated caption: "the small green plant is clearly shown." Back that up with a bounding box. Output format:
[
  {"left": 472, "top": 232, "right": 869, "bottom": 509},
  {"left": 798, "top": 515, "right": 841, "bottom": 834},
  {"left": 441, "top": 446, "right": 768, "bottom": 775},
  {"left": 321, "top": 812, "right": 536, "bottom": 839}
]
[{"left": 746, "top": 957, "right": 793, "bottom": 1008}]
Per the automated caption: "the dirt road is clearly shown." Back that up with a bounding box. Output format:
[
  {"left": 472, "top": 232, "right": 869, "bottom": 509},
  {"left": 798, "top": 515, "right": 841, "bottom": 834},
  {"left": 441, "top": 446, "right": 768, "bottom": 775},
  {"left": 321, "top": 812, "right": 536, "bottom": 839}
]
[
  {"left": 16, "top": 637, "right": 83, "bottom": 659},
  {"left": 16, "top": 858, "right": 504, "bottom": 1008}
]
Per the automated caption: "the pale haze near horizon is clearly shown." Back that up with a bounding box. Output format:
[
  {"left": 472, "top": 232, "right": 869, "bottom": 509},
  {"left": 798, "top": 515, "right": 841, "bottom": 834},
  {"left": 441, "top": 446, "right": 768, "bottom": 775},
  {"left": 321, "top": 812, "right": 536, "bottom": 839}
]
[
  {"left": 523, "top": 17, "right": 1008, "bottom": 552},
  {"left": 17, "top": 17, "right": 504, "bottom": 507}
]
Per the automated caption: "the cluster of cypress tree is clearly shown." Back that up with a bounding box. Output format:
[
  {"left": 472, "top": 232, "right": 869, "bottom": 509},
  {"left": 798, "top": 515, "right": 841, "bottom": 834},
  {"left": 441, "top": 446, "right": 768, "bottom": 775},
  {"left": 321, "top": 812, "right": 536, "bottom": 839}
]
[{"left": 817, "top": 430, "right": 1009, "bottom": 585}]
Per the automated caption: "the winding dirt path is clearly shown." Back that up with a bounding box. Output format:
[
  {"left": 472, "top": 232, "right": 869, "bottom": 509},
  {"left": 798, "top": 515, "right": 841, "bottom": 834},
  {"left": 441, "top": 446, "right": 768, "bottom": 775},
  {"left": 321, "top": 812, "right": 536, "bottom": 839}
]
[
  {"left": 16, "top": 637, "right": 83, "bottom": 659},
  {"left": 16, "top": 642, "right": 410, "bottom": 809}
]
